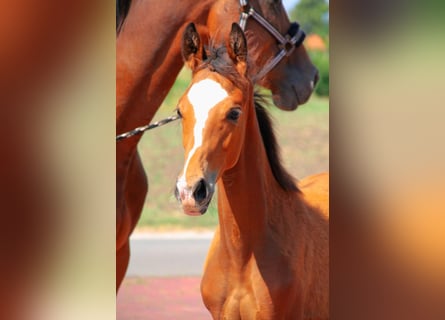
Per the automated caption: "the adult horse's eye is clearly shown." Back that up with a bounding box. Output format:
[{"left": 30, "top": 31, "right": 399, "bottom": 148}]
[{"left": 226, "top": 107, "right": 242, "bottom": 123}]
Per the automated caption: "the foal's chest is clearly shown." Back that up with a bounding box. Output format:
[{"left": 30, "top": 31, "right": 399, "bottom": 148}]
[
  {"left": 202, "top": 255, "right": 298, "bottom": 319},
  {"left": 205, "top": 276, "right": 274, "bottom": 319}
]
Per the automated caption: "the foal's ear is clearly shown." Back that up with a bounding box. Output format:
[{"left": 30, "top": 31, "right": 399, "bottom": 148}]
[
  {"left": 227, "top": 23, "right": 247, "bottom": 75},
  {"left": 182, "top": 23, "right": 205, "bottom": 70}
]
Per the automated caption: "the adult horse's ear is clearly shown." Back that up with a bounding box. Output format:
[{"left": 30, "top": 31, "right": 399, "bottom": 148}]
[
  {"left": 227, "top": 23, "right": 247, "bottom": 76},
  {"left": 182, "top": 23, "right": 205, "bottom": 70}
]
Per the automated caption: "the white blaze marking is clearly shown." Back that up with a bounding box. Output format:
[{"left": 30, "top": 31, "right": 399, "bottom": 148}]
[{"left": 179, "top": 79, "right": 228, "bottom": 186}]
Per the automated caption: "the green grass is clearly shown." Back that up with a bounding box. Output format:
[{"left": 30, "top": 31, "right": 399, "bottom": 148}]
[{"left": 136, "top": 68, "right": 328, "bottom": 231}]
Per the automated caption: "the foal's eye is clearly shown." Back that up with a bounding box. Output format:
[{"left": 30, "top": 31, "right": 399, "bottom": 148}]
[{"left": 226, "top": 107, "right": 242, "bottom": 123}]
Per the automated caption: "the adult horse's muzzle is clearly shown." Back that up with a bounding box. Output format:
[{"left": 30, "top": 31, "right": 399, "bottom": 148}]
[
  {"left": 271, "top": 67, "right": 319, "bottom": 111},
  {"left": 175, "top": 177, "right": 215, "bottom": 216}
]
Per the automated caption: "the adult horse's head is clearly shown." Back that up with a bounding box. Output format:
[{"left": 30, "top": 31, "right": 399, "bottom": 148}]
[
  {"left": 208, "top": 0, "right": 318, "bottom": 110},
  {"left": 175, "top": 23, "right": 254, "bottom": 215}
]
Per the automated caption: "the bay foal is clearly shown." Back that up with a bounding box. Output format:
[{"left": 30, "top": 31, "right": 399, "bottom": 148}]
[{"left": 175, "top": 23, "right": 329, "bottom": 319}]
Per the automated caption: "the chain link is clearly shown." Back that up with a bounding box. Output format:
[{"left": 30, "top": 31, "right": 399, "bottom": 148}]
[{"left": 116, "top": 114, "right": 180, "bottom": 141}]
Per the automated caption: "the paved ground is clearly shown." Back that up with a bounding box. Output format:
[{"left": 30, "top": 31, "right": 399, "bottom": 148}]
[
  {"left": 117, "top": 232, "right": 213, "bottom": 319},
  {"left": 117, "top": 277, "right": 209, "bottom": 319}
]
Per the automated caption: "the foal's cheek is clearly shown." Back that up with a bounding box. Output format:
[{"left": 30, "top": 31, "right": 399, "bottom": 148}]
[
  {"left": 222, "top": 133, "right": 231, "bottom": 150},
  {"left": 222, "top": 128, "right": 238, "bottom": 152},
  {"left": 222, "top": 129, "right": 244, "bottom": 170}
]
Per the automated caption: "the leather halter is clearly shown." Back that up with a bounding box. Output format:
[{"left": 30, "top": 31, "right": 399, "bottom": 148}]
[{"left": 238, "top": 0, "right": 306, "bottom": 80}]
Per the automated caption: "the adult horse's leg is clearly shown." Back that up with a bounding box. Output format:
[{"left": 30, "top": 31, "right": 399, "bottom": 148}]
[
  {"left": 116, "top": 240, "right": 130, "bottom": 292},
  {"left": 116, "top": 151, "right": 147, "bottom": 290}
]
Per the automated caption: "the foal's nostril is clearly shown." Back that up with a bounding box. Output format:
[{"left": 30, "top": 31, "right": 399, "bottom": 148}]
[{"left": 193, "top": 179, "right": 208, "bottom": 203}]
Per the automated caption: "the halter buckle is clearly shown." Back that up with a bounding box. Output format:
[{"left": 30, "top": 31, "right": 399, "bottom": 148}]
[
  {"left": 240, "top": 4, "right": 254, "bottom": 17},
  {"left": 240, "top": 4, "right": 250, "bottom": 14},
  {"left": 280, "top": 34, "right": 296, "bottom": 56}
]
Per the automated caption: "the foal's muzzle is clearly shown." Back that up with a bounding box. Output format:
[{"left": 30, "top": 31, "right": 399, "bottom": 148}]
[{"left": 175, "top": 178, "right": 214, "bottom": 216}]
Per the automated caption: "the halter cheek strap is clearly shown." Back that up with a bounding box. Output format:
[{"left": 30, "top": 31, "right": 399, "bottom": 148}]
[{"left": 238, "top": 0, "right": 306, "bottom": 80}]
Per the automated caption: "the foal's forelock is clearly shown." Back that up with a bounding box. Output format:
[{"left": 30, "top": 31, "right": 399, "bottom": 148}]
[{"left": 197, "top": 45, "right": 249, "bottom": 93}]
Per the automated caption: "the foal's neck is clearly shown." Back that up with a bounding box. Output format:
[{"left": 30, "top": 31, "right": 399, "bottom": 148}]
[{"left": 217, "top": 104, "right": 287, "bottom": 260}]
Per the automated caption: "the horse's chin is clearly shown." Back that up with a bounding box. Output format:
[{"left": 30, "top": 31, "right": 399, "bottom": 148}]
[
  {"left": 272, "top": 91, "right": 299, "bottom": 111},
  {"left": 182, "top": 202, "right": 210, "bottom": 216},
  {"left": 183, "top": 208, "right": 204, "bottom": 216},
  {"left": 271, "top": 83, "right": 314, "bottom": 111}
]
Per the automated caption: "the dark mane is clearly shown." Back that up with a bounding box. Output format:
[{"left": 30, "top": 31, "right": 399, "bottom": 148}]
[
  {"left": 197, "top": 43, "right": 298, "bottom": 192},
  {"left": 116, "top": 0, "right": 132, "bottom": 34},
  {"left": 254, "top": 94, "right": 299, "bottom": 192}
]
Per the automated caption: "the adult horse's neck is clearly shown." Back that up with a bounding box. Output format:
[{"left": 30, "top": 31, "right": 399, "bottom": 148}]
[
  {"left": 216, "top": 97, "right": 294, "bottom": 263},
  {"left": 116, "top": 0, "right": 214, "bottom": 139}
]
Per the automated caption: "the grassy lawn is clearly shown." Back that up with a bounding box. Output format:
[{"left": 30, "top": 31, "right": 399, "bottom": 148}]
[{"left": 136, "top": 68, "right": 328, "bottom": 231}]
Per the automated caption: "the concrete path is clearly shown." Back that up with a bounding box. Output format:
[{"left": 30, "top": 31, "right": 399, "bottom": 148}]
[{"left": 126, "top": 232, "right": 213, "bottom": 277}]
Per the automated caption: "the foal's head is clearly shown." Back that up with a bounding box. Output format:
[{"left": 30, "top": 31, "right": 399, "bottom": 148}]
[{"left": 174, "top": 23, "right": 253, "bottom": 216}]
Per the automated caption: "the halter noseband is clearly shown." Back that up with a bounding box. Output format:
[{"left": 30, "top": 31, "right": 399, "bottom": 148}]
[{"left": 238, "top": 0, "right": 306, "bottom": 80}]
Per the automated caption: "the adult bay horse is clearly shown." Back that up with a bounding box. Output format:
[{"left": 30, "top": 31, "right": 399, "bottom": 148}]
[
  {"left": 174, "top": 23, "right": 328, "bottom": 319},
  {"left": 116, "top": 0, "right": 319, "bottom": 291}
]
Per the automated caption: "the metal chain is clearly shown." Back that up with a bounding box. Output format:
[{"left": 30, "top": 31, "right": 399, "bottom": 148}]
[{"left": 116, "top": 114, "right": 180, "bottom": 141}]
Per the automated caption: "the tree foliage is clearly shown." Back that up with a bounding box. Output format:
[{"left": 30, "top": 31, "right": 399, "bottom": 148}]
[
  {"left": 290, "top": 0, "right": 329, "bottom": 38},
  {"left": 289, "top": 0, "right": 329, "bottom": 96}
]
